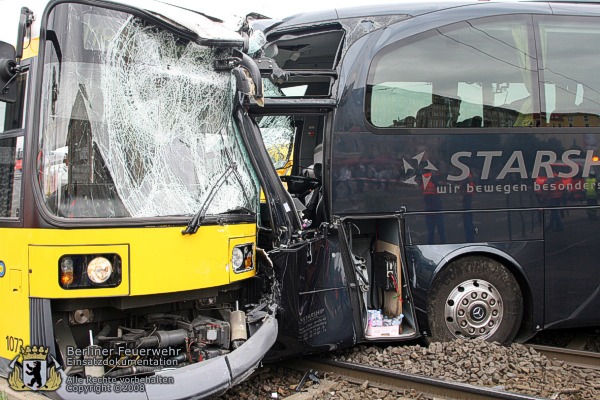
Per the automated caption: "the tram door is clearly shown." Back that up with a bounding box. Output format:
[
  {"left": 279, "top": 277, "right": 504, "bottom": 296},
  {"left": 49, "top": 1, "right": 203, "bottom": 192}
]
[{"left": 0, "top": 134, "right": 29, "bottom": 361}]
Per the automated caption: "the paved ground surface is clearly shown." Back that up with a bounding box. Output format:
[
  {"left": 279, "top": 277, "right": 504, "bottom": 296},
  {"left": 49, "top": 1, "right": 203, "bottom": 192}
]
[{"left": 0, "top": 378, "right": 44, "bottom": 400}]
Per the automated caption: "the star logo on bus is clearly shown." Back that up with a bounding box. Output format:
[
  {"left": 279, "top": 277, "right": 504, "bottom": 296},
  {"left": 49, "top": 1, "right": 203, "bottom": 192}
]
[{"left": 402, "top": 151, "right": 438, "bottom": 189}]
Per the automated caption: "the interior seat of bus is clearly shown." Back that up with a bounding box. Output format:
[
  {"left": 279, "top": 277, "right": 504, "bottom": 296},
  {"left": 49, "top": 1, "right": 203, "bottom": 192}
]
[{"left": 301, "top": 143, "right": 324, "bottom": 225}]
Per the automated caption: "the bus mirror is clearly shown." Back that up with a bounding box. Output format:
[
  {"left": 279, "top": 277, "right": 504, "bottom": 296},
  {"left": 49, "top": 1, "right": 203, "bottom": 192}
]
[
  {"left": 0, "top": 7, "right": 32, "bottom": 103},
  {"left": 16, "top": 7, "right": 34, "bottom": 61},
  {"left": 0, "top": 41, "right": 18, "bottom": 103}
]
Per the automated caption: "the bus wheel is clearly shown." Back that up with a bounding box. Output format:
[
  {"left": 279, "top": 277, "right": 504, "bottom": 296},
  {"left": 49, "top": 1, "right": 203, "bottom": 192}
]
[{"left": 427, "top": 256, "right": 523, "bottom": 344}]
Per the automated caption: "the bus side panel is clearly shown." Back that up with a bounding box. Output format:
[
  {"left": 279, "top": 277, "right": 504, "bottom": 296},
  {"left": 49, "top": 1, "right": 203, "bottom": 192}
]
[
  {"left": 0, "top": 228, "right": 30, "bottom": 377},
  {"left": 404, "top": 209, "right": 544, "bottom": 246},
  {"left": 544, "top": 208, "right": 600, "bottom": 329},
  {"left": 330, "top": 131, "right": 599, "bottom": 215},
  {"left": 331, "top": 128, "right": 600, "bottom": 329}
]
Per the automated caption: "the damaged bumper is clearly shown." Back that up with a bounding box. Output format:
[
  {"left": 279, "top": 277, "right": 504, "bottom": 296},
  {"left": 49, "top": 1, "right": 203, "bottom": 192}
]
[{"left": 51, "top": 315, "right": 278, "bottom": 400}]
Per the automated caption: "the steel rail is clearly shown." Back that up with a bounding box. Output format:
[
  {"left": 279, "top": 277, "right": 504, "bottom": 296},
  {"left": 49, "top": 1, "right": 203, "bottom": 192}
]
[
  {"left": 285, "top": 358, "right": 546, "bottom": 400},
  {"left": 525, "top": 343, "right": 600, "bottom": 370}
]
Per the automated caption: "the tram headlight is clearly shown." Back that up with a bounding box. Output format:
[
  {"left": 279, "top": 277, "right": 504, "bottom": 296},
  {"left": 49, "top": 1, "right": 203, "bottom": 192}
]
[
  {"left": 60, "top": 257, "right": 74, "bottom": 286},
  {"left": 59, "top": 254, "right": 121, "bottom": 289},
  {"left": 232, "top": 247, "right": 244, "bottom": 269},
  {"left": 231, "top": 244, "right": 253, "bottom": 273},
  {"left": 87, "top": 257, "right": 113, "bottom": 284}
]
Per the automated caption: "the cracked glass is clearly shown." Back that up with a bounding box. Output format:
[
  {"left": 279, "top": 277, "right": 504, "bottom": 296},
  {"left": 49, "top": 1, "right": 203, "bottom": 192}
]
[
  {"left": 38, "top": 3, "right": 259, "bottom": 219},
  {"left": 256, "top": 83, "right": 295, "bottom": 172}
]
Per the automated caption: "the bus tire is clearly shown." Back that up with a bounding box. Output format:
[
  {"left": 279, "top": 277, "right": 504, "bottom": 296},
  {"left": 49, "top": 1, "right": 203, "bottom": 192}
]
[{"left": 427, "top": 256, "right": 522, "bottom": 344}]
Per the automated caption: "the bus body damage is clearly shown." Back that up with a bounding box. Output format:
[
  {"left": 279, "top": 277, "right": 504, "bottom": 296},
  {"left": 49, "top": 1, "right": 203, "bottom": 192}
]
[{"left": 242, "top": 12, "right": 422, "bottom": 363}]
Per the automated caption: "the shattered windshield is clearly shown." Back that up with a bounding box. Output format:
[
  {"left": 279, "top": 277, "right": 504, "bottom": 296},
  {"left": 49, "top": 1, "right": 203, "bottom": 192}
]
[{"left": 38, "top": 3, "right": 259, "bottom": 219}]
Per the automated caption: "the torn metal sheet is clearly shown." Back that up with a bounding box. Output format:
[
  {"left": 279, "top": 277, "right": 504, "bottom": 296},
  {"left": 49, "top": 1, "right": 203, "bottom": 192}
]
[
  {"left": 340, "top": 15, "right": 411, "bottom": 52},
  {"left": 107, "top": 0, "right": 244, "bottom": 45}
]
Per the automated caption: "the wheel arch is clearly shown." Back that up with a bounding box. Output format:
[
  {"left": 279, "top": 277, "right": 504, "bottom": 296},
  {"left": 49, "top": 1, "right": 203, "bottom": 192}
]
[{"left": 428, "top": 246, "right": 536, "bottom": 342}]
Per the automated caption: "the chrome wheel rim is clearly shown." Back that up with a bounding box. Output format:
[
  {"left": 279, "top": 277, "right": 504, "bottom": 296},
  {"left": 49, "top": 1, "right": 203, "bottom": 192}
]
[{"left": 444, "top": 279, "right": 503, "bottom": 339}]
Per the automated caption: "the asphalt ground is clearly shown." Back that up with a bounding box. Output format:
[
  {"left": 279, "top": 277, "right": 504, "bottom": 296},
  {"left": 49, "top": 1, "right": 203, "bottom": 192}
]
[{"left": 0, "top": 378, "right": 45, "bottom": 400}]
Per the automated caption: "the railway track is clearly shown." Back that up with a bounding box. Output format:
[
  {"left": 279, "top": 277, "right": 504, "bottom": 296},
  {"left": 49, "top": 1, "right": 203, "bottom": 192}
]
[
  {"left": 280, "top": 341, "right": 600, "bottom": 400},
  {"left": 525, "top": 343, "right": 600, "bottom": 371},
  {"left": 283, "top": 358, "right": 546, "bottom": 400}
]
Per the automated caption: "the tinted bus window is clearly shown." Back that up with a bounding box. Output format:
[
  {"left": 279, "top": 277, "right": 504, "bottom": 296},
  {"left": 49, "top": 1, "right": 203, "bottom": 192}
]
[
  {"left": 366, "top": 16, "right": 538, "bottom": 129},
  {"left": 538, "top": 16, "right": 600, "bottom": 127}
]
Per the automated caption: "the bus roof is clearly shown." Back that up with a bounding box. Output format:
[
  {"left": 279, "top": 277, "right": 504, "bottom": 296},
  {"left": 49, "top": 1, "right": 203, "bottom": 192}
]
[{"left": 254, "top": 0, "right": 600, "bottom": 32}]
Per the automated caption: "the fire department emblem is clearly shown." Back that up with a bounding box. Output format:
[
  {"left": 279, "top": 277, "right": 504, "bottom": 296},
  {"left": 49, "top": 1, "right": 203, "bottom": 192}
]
[
  {"left": 402, "top": 151, "right": 438, "bottom": 188},
  {"left": 8, "top": 345, "right": 62, "bottom": 391}
]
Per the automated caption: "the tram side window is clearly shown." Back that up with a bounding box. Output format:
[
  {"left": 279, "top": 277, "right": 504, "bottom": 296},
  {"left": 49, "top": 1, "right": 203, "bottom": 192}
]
[
  {"left": 0, "top": 137, "right": 24, "bottom": 218},
  {"left": 0, "top": 73, "right": 27, "bottom": 133},
  {"left": 366, "top": 15, "right": 538, "bottom": 129},
  {"left": 0, "top": 72, "right": 27, "bottom": 219},
  {"left": 538, "top": 16, "right": 600, "bottom": 127}
]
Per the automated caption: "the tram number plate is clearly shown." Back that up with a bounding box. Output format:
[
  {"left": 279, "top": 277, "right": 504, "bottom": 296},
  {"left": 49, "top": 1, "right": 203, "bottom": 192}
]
[{"left": 6, "top": 335, "right": 24, "bottom": 352}]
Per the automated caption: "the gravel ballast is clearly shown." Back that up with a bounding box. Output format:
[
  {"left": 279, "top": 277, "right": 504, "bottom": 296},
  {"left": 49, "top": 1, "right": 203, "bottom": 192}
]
[
  {"left": 216, "top": 338, "right": 600, "bottom": 399},
  {"left": 331, "top": 339, "right": 600, "bottom": 399}
]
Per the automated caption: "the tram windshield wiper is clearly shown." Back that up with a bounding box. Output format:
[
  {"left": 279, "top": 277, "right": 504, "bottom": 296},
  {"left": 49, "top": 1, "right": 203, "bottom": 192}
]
[{"left": 182, "top": 163, "right": 238, "bottom": 235}]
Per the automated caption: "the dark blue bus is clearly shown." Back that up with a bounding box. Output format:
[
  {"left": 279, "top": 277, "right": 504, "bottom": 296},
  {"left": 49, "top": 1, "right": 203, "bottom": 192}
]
[{"left": 247, "top": 0, "right": 600, "bottom": 358}]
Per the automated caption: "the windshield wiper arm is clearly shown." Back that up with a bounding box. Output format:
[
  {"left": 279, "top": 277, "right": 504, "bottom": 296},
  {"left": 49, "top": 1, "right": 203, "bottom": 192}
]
[{"left": 182, "top": 163, "right": 238, "bottom": 235}]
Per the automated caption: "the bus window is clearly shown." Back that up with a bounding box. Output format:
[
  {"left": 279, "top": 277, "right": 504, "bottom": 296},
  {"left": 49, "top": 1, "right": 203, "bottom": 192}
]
[
  {"left": 262, "top": 27, "right": 344, "bottom": 98},
  {"left": 369, "top": 82, "right": 432, "bottom": 128},
  {"left": 538, "top": 16, "right": 600, "bottom": 127},
  {"left": 366, "top": 15, "right": 538, "bottom": 129}
]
